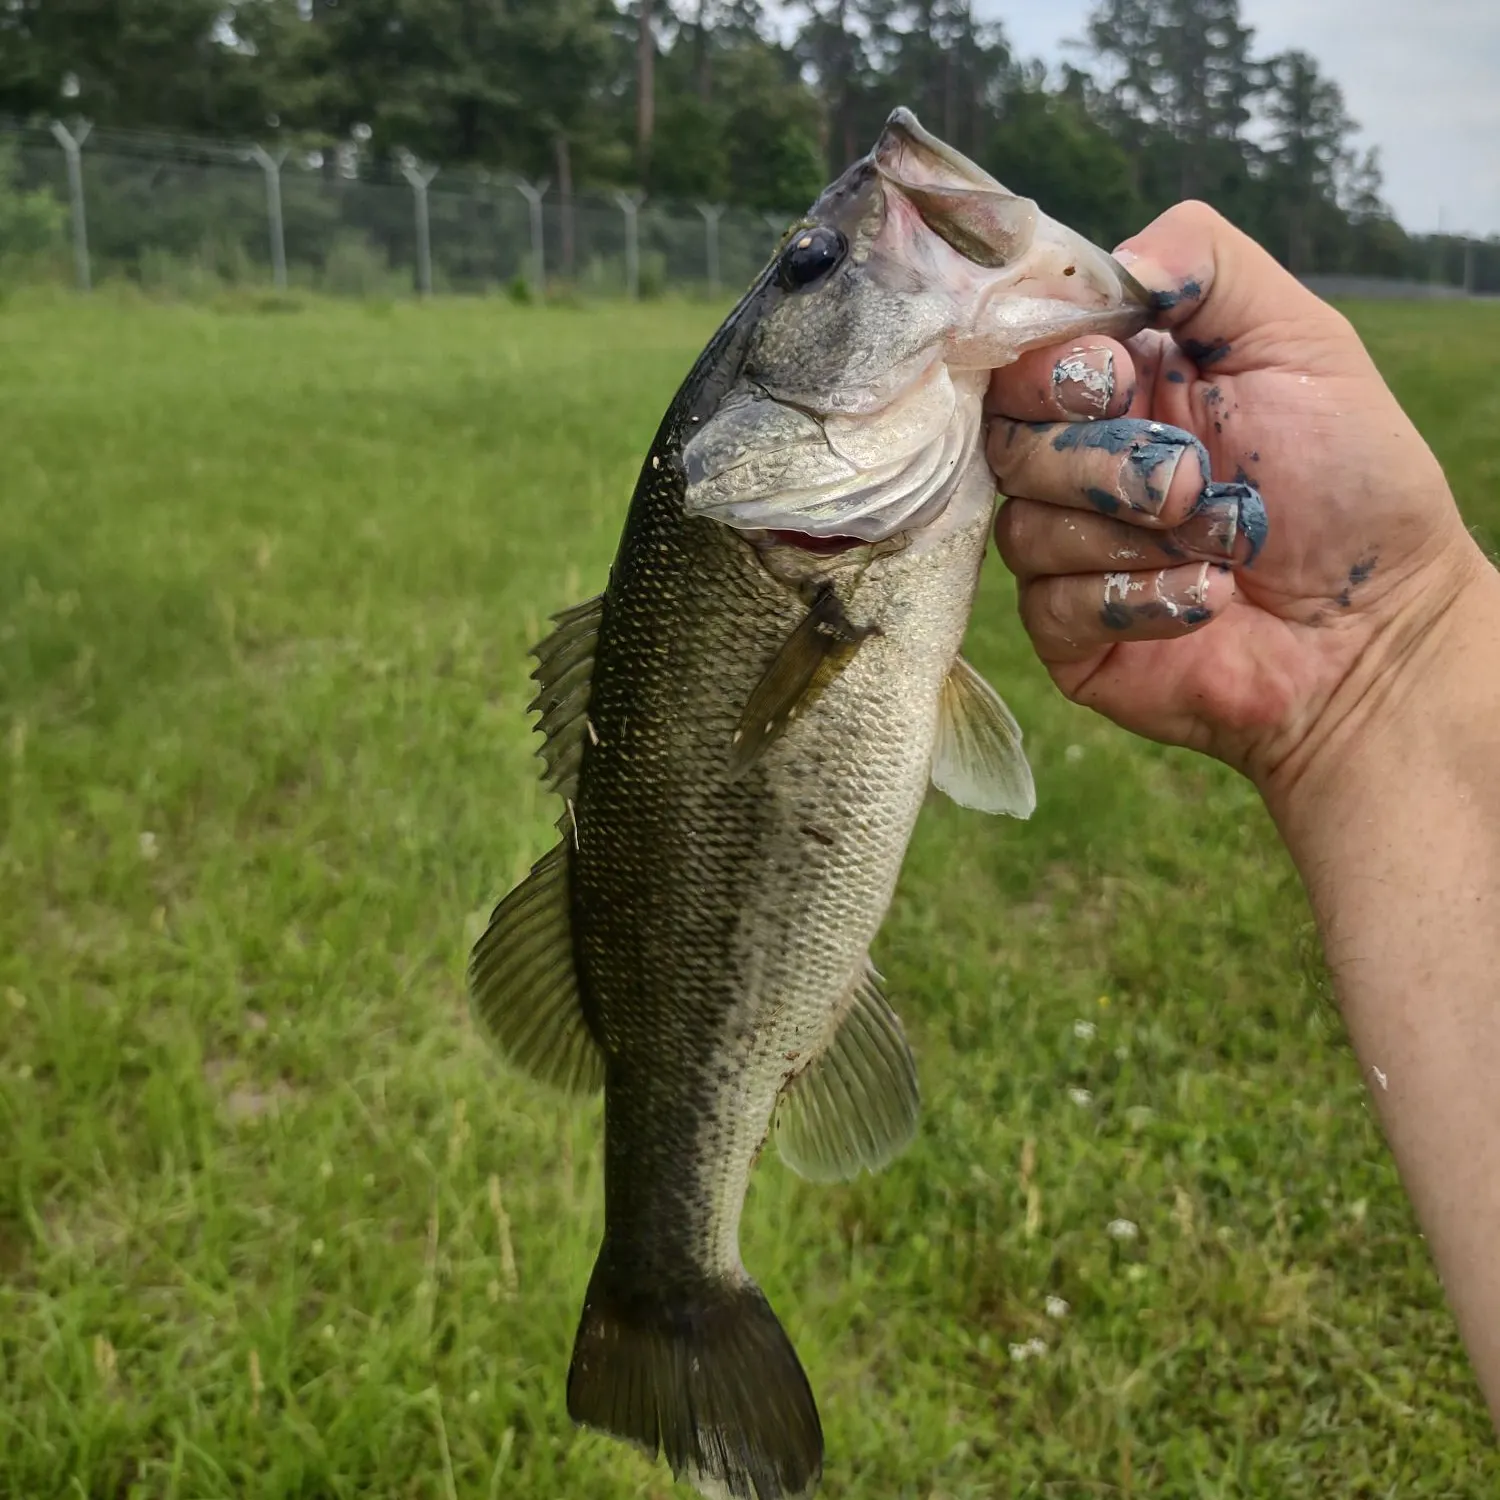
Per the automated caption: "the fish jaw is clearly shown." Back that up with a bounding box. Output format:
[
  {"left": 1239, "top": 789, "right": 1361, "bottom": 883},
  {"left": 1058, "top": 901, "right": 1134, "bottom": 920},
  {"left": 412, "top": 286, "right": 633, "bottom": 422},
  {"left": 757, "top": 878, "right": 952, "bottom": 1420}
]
[
  {"left": 867, "top": 107, "right": 1150, "bottom": 366},
  {"left": 680, "top": 107, "right": 1148, "bottom": 546}
]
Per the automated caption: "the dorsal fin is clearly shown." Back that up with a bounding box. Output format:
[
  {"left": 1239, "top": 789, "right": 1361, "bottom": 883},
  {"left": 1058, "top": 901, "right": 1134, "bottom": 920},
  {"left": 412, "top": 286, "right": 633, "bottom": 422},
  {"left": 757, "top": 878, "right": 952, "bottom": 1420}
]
[{"left": 528, "top": 594, "right": 604, "bottom": 802}]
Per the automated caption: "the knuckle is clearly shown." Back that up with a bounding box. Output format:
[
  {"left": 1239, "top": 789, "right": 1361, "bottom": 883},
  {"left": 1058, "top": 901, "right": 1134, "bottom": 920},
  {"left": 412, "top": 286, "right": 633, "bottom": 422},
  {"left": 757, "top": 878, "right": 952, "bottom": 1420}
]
[
  {"left": 993, "top": 499, "right": 1032, "bottom": 562},
  {"left": 1022, "top": 577, "right": 1075, "bottom": 645}
]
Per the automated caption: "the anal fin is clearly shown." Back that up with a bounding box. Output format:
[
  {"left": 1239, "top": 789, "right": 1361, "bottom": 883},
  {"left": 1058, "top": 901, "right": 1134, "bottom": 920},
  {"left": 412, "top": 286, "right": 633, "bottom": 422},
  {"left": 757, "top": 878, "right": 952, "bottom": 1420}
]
[
  {"left": 467, "top": 841, "right": 603, "bottom": 1095},
  {"left": 930, "top": 653, "right": 1036, "bottom": 818},
  {"left": 775, "top": 964, "right": 919, "bottom": 1183}
]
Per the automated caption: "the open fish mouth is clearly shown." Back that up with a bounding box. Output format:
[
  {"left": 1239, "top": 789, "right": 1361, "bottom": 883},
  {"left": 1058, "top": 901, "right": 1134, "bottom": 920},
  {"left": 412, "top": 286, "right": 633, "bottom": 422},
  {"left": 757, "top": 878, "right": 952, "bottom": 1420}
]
[
  {"left": 871, "top": 106, "right": 1151, "bottom": 334},
  {"left": 678, "top": 107, "right": 1151, "bottom": 548}
]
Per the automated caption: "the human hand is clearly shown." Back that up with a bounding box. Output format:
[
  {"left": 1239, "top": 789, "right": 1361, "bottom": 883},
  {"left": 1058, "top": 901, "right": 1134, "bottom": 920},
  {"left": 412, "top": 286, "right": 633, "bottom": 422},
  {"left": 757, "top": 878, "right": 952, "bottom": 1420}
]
[{"left": 984, "top": 201, "right": 1491, "bottom": 794}]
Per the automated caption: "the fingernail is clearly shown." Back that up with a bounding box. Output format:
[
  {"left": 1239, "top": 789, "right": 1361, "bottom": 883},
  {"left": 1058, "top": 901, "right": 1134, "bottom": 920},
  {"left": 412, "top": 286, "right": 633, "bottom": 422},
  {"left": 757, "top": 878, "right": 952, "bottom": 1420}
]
[
  {"left": 1156, "top": 561, "right": 1216, "bottom": 625},
  {"left": 1120, "top": 425, "right": 1206, "bottom": 516},
  {"left": 1175, "top": 481, "right": 1268, "bottom": 565},
  {"left": 1047, "top": 419, "right": 1209, "bottom": 518},
  {"left": 1052, "top": 347, "right": 1114, "bottom": 416}
]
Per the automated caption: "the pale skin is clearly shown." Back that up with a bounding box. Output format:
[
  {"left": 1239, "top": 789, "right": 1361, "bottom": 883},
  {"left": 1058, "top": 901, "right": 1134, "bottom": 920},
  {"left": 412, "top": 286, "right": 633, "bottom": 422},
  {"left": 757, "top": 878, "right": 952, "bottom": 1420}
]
[{"left": 985, "top": 201, "right": 1500, "bottom": 1426}]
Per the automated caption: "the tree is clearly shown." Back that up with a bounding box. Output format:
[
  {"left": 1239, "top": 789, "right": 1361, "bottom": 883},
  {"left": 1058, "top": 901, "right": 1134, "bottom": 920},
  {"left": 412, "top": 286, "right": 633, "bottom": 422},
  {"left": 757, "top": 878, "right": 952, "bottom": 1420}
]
[
  {"left": 1085, "top": 0, "right": 1260, "bottom": 204},
  {"left": 0, "top": 0, "right": 271, "bottom": 136},
  {"left": 1259, "top": 49, "right": 1357, "bottom": 271},
  {"left": 984, "top": 76, "right": 1142, "bottom": 251}
]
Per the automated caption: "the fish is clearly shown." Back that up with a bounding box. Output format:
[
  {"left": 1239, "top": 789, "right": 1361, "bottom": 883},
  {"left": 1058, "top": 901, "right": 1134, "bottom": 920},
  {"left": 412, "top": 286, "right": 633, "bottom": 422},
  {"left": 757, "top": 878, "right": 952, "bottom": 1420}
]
[{"left": 468, "top": 108, "right": 1150, "bottom": 1500}]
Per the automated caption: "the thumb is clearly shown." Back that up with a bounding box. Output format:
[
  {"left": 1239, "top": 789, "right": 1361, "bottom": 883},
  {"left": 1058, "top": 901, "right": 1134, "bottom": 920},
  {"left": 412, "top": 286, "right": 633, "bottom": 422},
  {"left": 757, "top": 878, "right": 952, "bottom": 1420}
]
[{"left": 1116, "top": 201, "right": 1369, "bottom": 378}]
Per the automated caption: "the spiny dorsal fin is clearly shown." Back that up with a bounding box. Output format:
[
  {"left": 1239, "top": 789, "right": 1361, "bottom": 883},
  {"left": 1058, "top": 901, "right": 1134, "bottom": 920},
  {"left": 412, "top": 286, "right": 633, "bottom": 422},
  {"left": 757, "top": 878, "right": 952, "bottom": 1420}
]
[
  {"left": 730, "top": 586, "right": 874, "bottom": 779},
  {"left": 467, "top": 841, "right": 603, "bottom": 1095},
  {"left": 775, "top": 964, "right": 919, "bottom": 1183},
  {"left": 529, "top": 594, "right": 604, "bottom": 803},
  {"left": 930, "top": 654, "right": 1036, "bottom": 818}
]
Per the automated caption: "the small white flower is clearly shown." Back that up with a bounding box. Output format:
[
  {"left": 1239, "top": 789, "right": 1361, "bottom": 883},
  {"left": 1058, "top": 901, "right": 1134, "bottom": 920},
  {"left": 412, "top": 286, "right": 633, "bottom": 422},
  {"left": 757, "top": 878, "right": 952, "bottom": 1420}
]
[
  {"left": 138, "top": 831, "right": 159, "bottom": 860},
  {"left": 1008, "top": 1337, "right": 1048, "bottom": 1362},
  {"left": 1106, "top": 1218, "right": 1139, "bottom": 1241},
  {"left": 1067, "top": 1087, "right": 1093, "bottom": 1107},
  {"left": 1045, "top": 1296, "right": 1070, "bottom": 1320},
  {"left": 1073, "top": 1019, "right": 1096, "bottom": 1041},
  {"left": 1064, "top": 744, "right": 1085, "bottom": 764}
]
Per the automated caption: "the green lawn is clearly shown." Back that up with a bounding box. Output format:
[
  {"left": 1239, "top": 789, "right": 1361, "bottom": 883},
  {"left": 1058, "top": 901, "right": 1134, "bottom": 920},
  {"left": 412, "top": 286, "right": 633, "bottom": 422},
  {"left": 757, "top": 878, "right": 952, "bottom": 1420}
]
[{"left": 2, "top": 288, "right": 1497, "bottom": 1498}]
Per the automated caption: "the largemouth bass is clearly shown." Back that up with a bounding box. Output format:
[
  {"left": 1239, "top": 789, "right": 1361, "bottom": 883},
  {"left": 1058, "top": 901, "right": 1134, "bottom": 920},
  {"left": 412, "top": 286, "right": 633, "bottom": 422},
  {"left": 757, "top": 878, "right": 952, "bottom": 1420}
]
[{"left": 470, "top": 109, "right": 1149, "bottom": 1499}]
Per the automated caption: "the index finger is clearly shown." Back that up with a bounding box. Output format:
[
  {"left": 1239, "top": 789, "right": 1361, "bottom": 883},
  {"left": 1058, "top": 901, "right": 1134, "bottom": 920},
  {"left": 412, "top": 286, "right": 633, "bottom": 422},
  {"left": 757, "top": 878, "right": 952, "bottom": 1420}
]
[{"left": 1117, "top": 201, "right": 1363, "bottom": 375}]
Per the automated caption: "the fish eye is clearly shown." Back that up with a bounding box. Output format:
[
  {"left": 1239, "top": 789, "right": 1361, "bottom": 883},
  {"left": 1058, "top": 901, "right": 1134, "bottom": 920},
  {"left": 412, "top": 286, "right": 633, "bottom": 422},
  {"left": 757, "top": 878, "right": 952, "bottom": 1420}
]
[{"left": 777, "top": 226, "right": 846, "bottom": 291}]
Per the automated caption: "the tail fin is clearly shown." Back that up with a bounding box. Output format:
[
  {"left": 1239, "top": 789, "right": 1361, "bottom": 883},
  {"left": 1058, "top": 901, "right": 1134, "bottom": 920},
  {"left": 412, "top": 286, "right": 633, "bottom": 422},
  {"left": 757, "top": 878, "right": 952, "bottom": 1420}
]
[{"left": 566, "top": 1259, "right": 823, "bottom": 1500}]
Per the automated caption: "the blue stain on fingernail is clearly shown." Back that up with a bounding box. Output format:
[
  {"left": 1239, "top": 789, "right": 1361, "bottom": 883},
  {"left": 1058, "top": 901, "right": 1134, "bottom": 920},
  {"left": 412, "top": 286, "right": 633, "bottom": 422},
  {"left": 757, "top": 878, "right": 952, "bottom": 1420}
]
[
  {"left": 1086, "top": 487, "right": 1121, "bottom": 515},
  {"left": 1050, "top": 419, "right": 1210, "bottom": 510},
  {"left": 1195, "top": 479, "right": 1269, "bottom": 566},
  {"left": 1100, "top": 600, "right": 1134, "bottom": 631},
  {"left": 1166, "top": 369, "right": 1186, "bottom": 384},
  {"left": 1182, "top": 606, "right": 1213, "bottom": 625}
]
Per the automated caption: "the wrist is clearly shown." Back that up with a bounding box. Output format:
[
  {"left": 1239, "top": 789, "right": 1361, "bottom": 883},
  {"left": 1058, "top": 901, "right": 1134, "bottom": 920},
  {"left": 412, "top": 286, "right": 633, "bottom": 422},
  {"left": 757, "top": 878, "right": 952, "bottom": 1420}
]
[{"left": 1261, "top": 540, "right": 1500, "bottom": 850}]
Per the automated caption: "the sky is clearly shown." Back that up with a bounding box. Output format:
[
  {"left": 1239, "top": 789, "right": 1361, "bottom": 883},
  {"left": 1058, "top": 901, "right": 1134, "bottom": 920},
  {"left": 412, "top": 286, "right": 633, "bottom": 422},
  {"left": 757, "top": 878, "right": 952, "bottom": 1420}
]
[{"left": 771, "top": 2, "right": 1500, "bottom": 237}]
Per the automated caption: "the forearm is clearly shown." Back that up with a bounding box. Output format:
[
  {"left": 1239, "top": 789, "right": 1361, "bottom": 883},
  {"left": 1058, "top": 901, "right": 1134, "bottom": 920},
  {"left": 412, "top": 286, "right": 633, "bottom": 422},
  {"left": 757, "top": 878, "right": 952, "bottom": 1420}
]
[{"left": 1265, "top": 558, "right": 1500, "bottom": 1423}]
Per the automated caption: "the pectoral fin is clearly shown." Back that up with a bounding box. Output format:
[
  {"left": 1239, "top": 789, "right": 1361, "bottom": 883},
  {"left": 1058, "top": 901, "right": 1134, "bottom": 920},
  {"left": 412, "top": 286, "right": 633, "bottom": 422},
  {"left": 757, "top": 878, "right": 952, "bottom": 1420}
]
[
  {"left": 467, "top": 841, "right": 603, "bottom": 1095},
  {"left": 730, "top": 586, "right": 874, "bottom": 778},
  {"left": 775, "top": 964, "right": 919, "bottom": 1183},
  {"left": 930, "top": 654, "right": 1036, "bottom": 818}
]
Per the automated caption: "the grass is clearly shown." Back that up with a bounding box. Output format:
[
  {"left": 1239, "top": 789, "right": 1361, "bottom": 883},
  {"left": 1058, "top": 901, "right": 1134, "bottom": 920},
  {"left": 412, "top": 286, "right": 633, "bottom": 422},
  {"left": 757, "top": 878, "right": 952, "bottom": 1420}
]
[{"left": 1, "top": 288, "right": 1497, "bottom": 1499}]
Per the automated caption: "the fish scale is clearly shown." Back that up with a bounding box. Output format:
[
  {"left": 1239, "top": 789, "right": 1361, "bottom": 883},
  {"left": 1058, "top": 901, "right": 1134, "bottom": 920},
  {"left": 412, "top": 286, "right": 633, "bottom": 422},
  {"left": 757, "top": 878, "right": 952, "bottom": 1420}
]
[{"left": 467, "top": 105, "right": 1150, "bottom": 1500}]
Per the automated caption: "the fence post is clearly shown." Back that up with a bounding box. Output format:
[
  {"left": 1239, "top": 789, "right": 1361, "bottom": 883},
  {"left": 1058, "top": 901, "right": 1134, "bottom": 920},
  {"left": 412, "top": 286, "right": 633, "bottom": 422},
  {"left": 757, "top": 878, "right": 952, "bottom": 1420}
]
[
  {"left": 398, "top": 152, "right": 440, "bottom": 297},
  {"left": 513, "top": 178, "right": 549, "bottom": 293},
  {"left": 697, "top": 203, "right": 725, "bottom": 297},
  {"left": 247, "top": 145, "right": 289, "bottom": 289},
  {"left": 614, "top": 191, "right": 644, "bottom": 299},
  {"left": 49, "top": 119, "right": 92, "bottom": 292}
]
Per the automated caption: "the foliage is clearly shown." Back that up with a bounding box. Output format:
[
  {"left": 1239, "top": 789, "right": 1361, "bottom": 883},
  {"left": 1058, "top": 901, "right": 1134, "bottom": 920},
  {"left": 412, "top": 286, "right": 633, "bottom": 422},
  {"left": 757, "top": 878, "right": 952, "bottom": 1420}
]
[
  {"left": 1, "top": 295, "right": 1497, "bottom": 1494},
  {"left": 0, "top": 0, "right": 1465, "bottom": 279},
  {"left": 0, "top": 139, "right": 66, "bottom": 261}
]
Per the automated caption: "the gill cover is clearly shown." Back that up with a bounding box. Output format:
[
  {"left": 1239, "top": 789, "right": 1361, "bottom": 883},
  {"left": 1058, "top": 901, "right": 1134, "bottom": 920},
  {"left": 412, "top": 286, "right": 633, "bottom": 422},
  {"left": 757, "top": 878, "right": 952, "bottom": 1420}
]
[{"left": 681, "top": 107, "right": 1150, "bottom": 543}]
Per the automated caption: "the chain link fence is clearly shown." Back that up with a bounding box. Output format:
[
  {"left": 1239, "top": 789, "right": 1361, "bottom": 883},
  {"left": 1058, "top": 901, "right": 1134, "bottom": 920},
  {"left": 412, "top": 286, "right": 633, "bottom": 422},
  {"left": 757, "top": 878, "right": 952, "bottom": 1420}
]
[
  {"left": 2, "top": 118, "right": 1495, "bottom": 302},
  {"left": 0, "top": 119, "right": 795, "bottom": 300}
]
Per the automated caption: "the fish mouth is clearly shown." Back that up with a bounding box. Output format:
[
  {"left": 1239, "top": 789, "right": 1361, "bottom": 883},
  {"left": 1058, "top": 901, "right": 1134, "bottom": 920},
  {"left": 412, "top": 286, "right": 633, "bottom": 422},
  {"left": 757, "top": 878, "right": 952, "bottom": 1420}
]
[
  {"left": 759, "top": 529, "right": 868, "bottom": 555},
  {"left": 680, "top": 109, "right": 1152, "bottom": 549},
  {"left": 870, "top": 107, "right": 1151, "bottom": 324}
]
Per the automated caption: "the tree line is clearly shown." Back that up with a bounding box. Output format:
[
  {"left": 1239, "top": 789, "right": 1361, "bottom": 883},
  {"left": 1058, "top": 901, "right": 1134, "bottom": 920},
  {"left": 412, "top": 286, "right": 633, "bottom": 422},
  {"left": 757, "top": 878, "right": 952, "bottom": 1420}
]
[{"left": 0, "top": 0, "right": 1493, "bottom": 286}]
